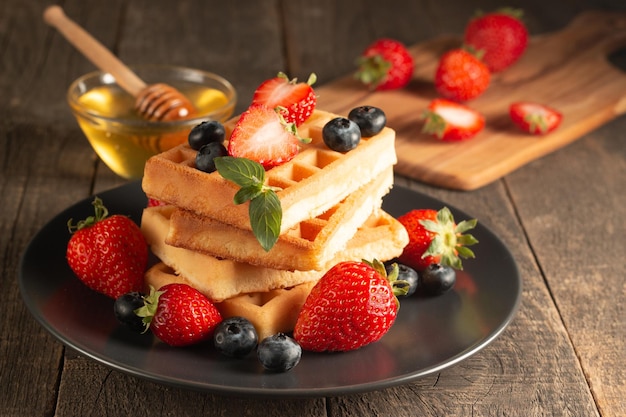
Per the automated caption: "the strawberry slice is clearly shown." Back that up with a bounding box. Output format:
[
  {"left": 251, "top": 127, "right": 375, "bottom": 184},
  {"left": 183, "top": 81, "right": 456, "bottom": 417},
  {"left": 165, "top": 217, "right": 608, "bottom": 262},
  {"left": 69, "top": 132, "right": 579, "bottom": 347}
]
[
  {"left": 509, "top": 101, "right": 562, "bottom": 135},
  {"left": 251, "top": 72, "right": 317, "bottom": 126},
  {"left": 422, "top": 98, "right": 485, "bottom": 141},
  {"left": 227, "top": 105, "right": 305, "bottom": 169}
]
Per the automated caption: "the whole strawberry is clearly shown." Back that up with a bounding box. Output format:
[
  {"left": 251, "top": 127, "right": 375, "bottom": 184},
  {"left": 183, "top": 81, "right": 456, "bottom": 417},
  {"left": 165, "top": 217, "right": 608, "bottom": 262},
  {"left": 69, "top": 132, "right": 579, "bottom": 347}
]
[
  {"left": 422, "top": 98, "right": 485, "bottom": 141},
  {"left": 435, "top": 48, "right": 491, "bottom": 102},
  {"left": 464, "top": 8, "right": 529, "bottom": 73},
  {"left": 293, "top": 260, "right": 407, "bottom": 352},
  {"left": 66, "top": 197, "right": 147, "bottom": 299},
  {"left": 397, "top": 207, "right": 478, "bottom": 272},
  {"left": 137, "top": 284, "right": 223, "bottom": 347},
  {"left": 355, "top": 38, "right": 414, "bottom": 91},
  {"left": 251, "top": 72, "right": 317, "bottom": 126}
]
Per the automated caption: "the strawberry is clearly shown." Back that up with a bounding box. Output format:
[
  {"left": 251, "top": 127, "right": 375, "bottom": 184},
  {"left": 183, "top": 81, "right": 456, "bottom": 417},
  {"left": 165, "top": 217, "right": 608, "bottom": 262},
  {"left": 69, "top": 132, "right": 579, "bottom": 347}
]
[
  {"left": 293, "top": 260, "right": 408, "bottom": 352},
  {"left": 355, "top": 38, "right": 415, "bottom": 91},
  {"left": 464, "top": 8, "right": 529, "bottom": 73},
  {"left": 251, "top": 72, "right": 317, "bottom": 126},
  {"left": 434, "top": 47, "right": 491, "bottom": 102},
  {"left": 137, "top": 284, "right": 223, "bottom": 347},
  {"left": 147, "top": 198, "right": 167, "bottom": 207},
  {"left": 509, "top": 101, "right": 562, "bottom": 135},
  {"left": 66, "top": 197, "right": 148, "bottom": 299},
  {"left": 422, "top": 98, "right": 485, "bottom": 141},
  {"left": 227, "top": 104, "right": 308, "bottom": 169},
  {"left": 397, "top": 207, "right": 478, "bottom": 272}
]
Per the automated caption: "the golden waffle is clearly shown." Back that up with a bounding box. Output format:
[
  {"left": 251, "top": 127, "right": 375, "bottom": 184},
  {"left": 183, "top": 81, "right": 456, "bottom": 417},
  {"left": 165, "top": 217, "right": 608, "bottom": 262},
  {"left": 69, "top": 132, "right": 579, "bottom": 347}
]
[
  {"left": 166, "top": 167, "right": 394, "bottom": 271},
  {"left": 144, "top": 263, "right": 316, "bottom": 341},
  {"left": 142, "top": 110, "right": 397, "bottom": 234},
  {"left": 141, "top": 205, "right": 409, "bottom": 301}
]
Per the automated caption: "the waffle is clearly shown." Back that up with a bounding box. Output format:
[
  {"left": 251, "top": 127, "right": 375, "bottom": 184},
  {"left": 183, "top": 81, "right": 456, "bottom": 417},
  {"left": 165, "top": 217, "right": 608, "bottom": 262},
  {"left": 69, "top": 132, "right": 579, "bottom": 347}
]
[
  {"left": 166, "top": 167, "right": 394, "bottom": 271},
  {"left": 141, "top": 205, "right": 409, "bottom": 301},
  {"left": 142, "top": 110, "right": 397, "bottom": 234},
  {"left": 144, "top": 262, "right": 316, "bottom": 341}
]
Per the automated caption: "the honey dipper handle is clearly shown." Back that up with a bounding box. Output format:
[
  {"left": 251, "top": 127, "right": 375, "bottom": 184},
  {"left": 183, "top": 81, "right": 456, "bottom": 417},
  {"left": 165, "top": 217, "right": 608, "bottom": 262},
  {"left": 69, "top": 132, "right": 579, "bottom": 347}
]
[{"left": 43, "top": 5, "right": 146, "bottom": 97}]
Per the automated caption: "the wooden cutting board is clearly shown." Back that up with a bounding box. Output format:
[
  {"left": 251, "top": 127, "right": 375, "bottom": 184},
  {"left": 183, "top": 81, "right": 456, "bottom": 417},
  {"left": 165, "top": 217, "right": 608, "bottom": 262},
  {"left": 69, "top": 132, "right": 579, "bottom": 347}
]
[{"left": 315, "top": 11, "right": 626, "bottom": 190}]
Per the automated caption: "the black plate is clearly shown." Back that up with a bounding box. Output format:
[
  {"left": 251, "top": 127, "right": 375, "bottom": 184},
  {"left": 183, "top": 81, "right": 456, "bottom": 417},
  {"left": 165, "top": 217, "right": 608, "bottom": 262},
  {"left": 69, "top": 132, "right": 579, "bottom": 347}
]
[{"left": 18, "top": 181, "right": 521, "bottom": 398}]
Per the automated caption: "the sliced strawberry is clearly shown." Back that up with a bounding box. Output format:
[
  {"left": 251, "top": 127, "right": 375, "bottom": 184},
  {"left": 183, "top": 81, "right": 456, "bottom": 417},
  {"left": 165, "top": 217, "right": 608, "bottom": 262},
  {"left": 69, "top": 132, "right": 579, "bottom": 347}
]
[
  {"left": 251, "top": 72, "right": 317, "bottom": 126},
  {"left": 422, "top": 98, "right": 485, "bottom": 141},
  {"left": 509, "top": 102, "right": 562, "bottom": 135},
  {"left": 227, "top": 105, "right": 305, "bottom": 169}
]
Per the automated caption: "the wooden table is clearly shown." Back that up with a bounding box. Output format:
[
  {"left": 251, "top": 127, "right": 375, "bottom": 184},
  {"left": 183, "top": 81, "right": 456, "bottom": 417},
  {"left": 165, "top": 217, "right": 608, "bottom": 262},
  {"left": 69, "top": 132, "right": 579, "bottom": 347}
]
[{"left": 2, "top": 1, "right": 624, "bottom": 416}]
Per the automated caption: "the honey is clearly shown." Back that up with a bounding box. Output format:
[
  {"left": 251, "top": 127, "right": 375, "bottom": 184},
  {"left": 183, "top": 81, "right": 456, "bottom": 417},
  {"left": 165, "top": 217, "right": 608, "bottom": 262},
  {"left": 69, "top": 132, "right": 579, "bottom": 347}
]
[{"left": 73, "top": 83, "right": 234, "bottom": 179}]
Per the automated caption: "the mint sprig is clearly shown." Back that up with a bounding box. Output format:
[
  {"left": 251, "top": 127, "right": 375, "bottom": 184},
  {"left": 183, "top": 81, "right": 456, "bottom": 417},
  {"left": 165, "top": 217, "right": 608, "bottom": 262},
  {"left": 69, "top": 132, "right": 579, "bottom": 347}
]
[{"left": 214, "top": 156, "right": 282, "bottom": 251}]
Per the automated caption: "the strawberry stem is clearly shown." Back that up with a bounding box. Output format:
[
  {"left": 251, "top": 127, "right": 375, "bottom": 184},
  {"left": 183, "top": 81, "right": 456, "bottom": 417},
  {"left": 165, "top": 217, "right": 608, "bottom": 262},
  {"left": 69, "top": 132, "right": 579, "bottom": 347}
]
[{"left": 67, "top": 196, "right": 109, "bottom": 233}]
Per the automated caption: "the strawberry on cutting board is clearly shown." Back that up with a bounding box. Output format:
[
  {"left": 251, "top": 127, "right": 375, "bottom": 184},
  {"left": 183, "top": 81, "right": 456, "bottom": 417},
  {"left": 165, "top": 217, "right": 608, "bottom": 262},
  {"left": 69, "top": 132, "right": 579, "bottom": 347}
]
[
  {"left": 66, "top": 197, "right": 148, "bottom": 299},
  {"left": 293, "top": 260, "right": 407, "bottom": 352},
  {"left": 509, "top": 101, "right": 563, "bottom": 135},
  {"left": 251, "top": 72, "right": 317, "bottom": 126},
  {"left": 227, "top": 104, "right": 309, "bottom": 169},
  {"left": 434, "top": 47, "right": 491, "bottom": 102},
  {"left": 464, "top": 8, "right": 529, "bottom": 73},
  {"left": 355, "top": 38, "right": 415, "bottom": 91},
  {"left": 422, "top": 98, "right": 485, "bottom": 141},
  {"left": 397, "top": 207, "right": 478, "bottom": 272},
  {"left": 137, "top": 284, "right": 223, "bottom": 347}
]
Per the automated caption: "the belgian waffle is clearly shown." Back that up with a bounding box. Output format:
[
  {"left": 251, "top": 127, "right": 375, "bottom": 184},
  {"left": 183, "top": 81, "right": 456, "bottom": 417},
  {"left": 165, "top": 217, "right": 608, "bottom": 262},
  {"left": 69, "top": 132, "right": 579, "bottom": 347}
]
[
  {"left": 144, "top": 262, "right": 316, "bottom": 341},
  {"left": 141, "top": 205, "right": 409, "bottom": 301},
  {"left": 166, "top": 167, "right": 394, "bottom": 271},
  {"left": 142, "top": 110, "right": 397, "bottom": 234}
]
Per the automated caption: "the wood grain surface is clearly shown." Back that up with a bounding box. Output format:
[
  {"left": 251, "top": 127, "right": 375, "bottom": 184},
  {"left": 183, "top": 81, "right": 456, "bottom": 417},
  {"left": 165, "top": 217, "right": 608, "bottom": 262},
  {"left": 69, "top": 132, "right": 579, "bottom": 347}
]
[
  {"left": 1, "top": 0, "right": 624, "bottom": 416},
  {"left": 316, "top": 11, "right": 626, "bottom": 190}
]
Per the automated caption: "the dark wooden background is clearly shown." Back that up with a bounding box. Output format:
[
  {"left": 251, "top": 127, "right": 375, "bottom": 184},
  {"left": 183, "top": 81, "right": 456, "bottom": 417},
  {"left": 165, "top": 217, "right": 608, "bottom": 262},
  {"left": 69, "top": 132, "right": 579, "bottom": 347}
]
[{"left": 1, "top": 0, "right": 625, "bottom": 416}]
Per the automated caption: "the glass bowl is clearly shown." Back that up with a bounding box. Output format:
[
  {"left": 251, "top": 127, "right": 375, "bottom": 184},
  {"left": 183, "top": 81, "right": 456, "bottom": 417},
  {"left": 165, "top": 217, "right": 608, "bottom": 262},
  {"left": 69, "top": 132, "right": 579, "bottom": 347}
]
[{"left": 67, "top": 65, "right": 237, "bottom": 179}]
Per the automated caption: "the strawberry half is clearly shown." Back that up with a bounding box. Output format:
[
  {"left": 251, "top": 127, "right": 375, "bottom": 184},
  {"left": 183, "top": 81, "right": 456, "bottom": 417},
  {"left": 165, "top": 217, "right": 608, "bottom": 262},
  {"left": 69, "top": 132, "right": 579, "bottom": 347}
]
[
  {"left": 66, "top": 197, "right": 148, "bottom": 299},
  {"left": 294, "top": 260, "right": 407, "bottom": 352},
  {"left": 509, "top": 101, "right": 562, "bottom": 135},
  {"left": 422, "top": 98, "right": 485, "bottom": 141},
  {"left": 227, "top": 104, "right": 308, "bottom": 169},
  {"left": 137, "top": 284, "right": 223, "bottom": 347},
  {"left": 355, "top": 38, "right": 415, "bottom": 91},
  {"left": 464, "top": 8, "right": 529, "bottom": 73},
  {"left": 397, "top": 207, "right": 478, "bottom": 272},
  {"left": 251, "top": 72, "right": 317, "bottom": 126},
  {"left": 434, "top": 47, "right": 491, "bottom": 102}
]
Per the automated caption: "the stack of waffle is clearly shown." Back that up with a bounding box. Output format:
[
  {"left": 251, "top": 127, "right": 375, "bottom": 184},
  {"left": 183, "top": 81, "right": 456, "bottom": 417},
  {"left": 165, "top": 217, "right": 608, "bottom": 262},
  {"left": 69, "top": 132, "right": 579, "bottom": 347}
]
[{"left": 140, "top": 110, "right": 408, "bottom": 339}]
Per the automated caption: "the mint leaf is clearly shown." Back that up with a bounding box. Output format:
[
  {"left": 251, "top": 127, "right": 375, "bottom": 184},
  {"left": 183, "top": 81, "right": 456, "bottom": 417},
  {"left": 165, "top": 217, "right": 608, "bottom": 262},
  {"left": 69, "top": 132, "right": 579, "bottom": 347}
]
[
  {"left": 249, "top": 190, "right": 282, "bottom": 251},
  {"left": 214, "top": 156, "right": 265, "bottom": 188},
  {"left": 215, "top": 156, "right": 283, "bottom": 251}
]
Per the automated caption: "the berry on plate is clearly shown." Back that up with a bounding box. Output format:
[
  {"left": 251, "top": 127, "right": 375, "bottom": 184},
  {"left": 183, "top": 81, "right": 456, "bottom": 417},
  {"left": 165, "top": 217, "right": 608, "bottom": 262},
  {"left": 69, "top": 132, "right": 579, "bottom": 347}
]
[
  {"left": 66, "top": 197, "right": 148, "bottom": 299},
  {"left": 251, "top": 72, "right": 317, "bottom": 126},
  {"left": 422, "top": 98, "right": 485, "bottom": 141},
  {"left": 463, "top": 8, "right": 529, "bottom": 73},
  {"left": 355, "top": 38, "right": 414, "bottom": 91},
  {"left": 114, "top": 291, "right": 146, "bottom": 332},
  {"left": 257, "top": 333, "right": 302, "bottom": 372},
  {"left": 420, "top": 263, "right": 457, "bottom": 296},
  {"left": 397, "top": 207, "right": 478, "bottom": 272},
  {"left": 227, "top": 104, "right": 309, "bottom": 169},
  {"left": 137, "top": 284, "right": 223, "bottom": 347},
  {"left": 213, "top": 316, "right": 259, "bottom": 358},
  {"left": 434, "top": 47, "right": 491, "bottom": 102},
  {"left": 509, "top": 101, "right": 562, "bottom": 135},
  {"left": 293, "top": 260, "right": 407, "bottom": 352}
]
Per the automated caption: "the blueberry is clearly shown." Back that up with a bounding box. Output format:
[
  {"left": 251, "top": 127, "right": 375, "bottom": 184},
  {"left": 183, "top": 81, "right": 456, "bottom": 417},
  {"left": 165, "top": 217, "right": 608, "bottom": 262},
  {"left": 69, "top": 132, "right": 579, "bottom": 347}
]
[
  {"left": 257, "top": 333, "right": 302, "bottom": 372},
  {"left": 420, "top": 263, "right": 456, "bottom": 296},
  {"left": 348, "top": 106, "right": 386, "bottom": 137},
  {"left": 195, "top": 142, "right": 228, "bottom": 173},
  {"left": 386, "top": 262, "right": 419, "bottom": 297},
  {"left": 188, "top": 120, "right": 226, "bottom": 150},
  {"left": 322, "top": 117, "right": 361, "bottom": 152},
  {"left": 113, "top": 292, "right": 146, "bottom": 333},
  {"left": 213, "top": 317, "right": 259, "bottom": 358}
]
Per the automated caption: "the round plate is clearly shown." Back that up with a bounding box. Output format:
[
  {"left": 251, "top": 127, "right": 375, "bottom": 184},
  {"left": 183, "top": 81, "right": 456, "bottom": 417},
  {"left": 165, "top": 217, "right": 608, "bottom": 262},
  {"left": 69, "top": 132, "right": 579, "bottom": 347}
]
[{"left": 18, "top": 181, "right": 521, "bottom": 398}]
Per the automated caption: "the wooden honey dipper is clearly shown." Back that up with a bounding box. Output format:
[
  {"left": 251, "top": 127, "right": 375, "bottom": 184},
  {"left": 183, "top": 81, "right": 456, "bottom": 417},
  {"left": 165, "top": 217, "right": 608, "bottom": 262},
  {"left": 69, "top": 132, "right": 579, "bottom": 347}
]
[{"left": 44, "top": 5, "right": 196, "bottom": 121}]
